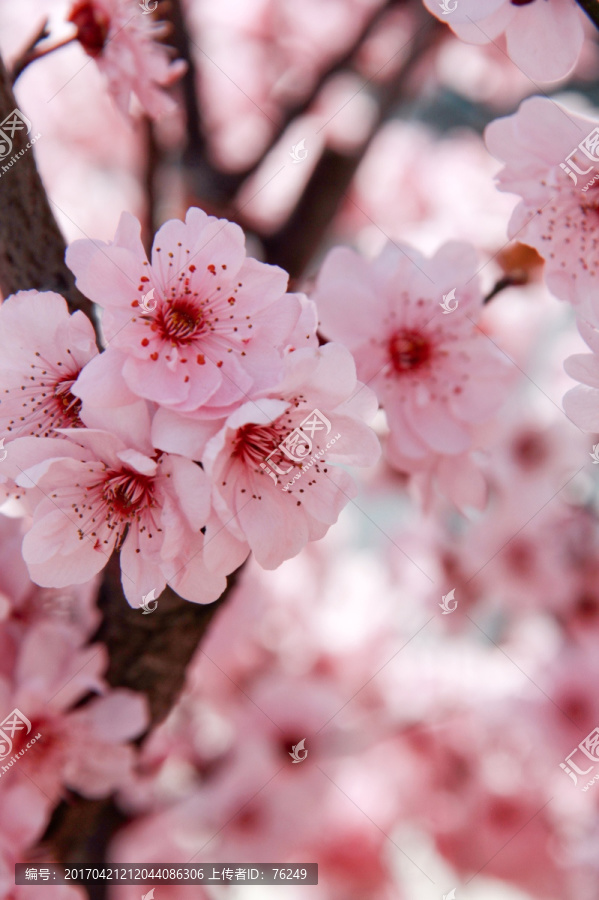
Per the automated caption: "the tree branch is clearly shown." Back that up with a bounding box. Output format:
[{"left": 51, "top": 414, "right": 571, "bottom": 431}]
[
  {"left": 575, "top": 0, "right": 599, "bottom": 30},
  {"left": 260, "top": 13, "right": 441, "bottom": 279},
  {"left": 0, "top": 56, "right": 98, "bottom": 334}
]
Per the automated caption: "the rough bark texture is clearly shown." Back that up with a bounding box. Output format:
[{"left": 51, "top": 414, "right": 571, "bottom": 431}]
[{"left": 0, "top": 56, "right": 96, "bottom": 327}]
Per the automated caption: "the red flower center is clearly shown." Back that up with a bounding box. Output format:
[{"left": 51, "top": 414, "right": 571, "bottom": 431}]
[
  {"left": 233, "top": 423, "right": 286, "bottom": 468},
  {"left": 152, "top": 300, "right": 206, "bottom": 346},
  {"left": 101, "top": 471, "right": 155, "bottom": 521},
  {"left": 389, "top": 329, "right": 431, "bottom": 374},
  {"left": 54, "top": 376, "right": 83, "bottom": 427},
  {"left": 68, "top": 1, "right": 110, "bottom": 57}
]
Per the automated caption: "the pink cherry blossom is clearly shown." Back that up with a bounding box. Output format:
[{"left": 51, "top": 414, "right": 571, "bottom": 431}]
[
  {"left": 6, "top": 426, "right": 244, "bottom": 606},
  {"left": 0, "top": 291, "right": 97, "bottom": 441},
  {"left": 66, "top": 208, "right": 305, "bottom": 419},
  {"left": 200, "top": 343, "right": 381, "bottom": 569},
  {"left": 422, "top": 0, "right": 585, "bottom": 83},
  {"left": 311, "top": 241, "right": 511, "bottom": 507},
  {"left": 0, "top": 621, "right": 147, "bottom": 802},
  {"left": 563, "top": 299, "right": 599, "bottom": 430},
  {"left": 485, "top": 96, "right": 599, "bottom": 306},
  {"left": 67, "top": 0, "right": 186, "bottom": 119}
]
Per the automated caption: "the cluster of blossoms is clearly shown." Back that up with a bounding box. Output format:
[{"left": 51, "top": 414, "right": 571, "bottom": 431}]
[
  {"left": 0, "top": 514, "right": 147, "bottom": 895},
  {"left": 0, "top": 209, "right": 381, "bottom": 606},
  {"left": 482, "top": 96, "right": 599, "bottom": 436}
]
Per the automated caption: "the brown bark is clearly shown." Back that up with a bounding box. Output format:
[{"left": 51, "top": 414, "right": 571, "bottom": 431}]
[{"left": 0, "top": 56, "right": 97, "bottom": 332}]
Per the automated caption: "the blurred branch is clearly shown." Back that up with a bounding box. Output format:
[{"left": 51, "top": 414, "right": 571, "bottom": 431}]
[
  {"left": 575, "top": 0, "right": 599, "bottom": 30},
  {"left": 11, "top": 25, "right": 77, "bottom": 83},
  {"left": 483, "top": 272, "right": 529, "bottom": 304},
  {"left": 0, "top": 54, "right": 98, "bottom": 335},
  {"left": 167, "top": 0, "right": 411, "bottom": 208},
  {"left": 260, "top": 13, "right": 441, "bottom": 278}
]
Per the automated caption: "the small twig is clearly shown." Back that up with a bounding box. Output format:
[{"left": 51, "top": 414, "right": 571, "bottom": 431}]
[
  {"left": 11, "top": 23, "right": 76, "bottom": 83},
  {"left": 575, "top": 0, "right": 599, "bottom": 31},
  {"left": 483, "top": 272, "right": 528, "bottom": 304}
]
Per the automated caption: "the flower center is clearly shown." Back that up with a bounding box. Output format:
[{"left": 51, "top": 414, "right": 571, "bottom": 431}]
[
  {"left": 389, "top": 329, "right": 431, "bottom": 374},
  {"left": 233, "top": 423, "right": 285, "bottom": 468},
  {"left": 101, "top": 471, "right": 155, "bottom": 521},
  {"left": 53, "top": 377, "right": 83, "bottom": 427},
  {"left": 68, "top": 1, "right": 110, "bottom": 57},
  {"left": 153, "top": 300, "right": 205, "bottom": 346}
]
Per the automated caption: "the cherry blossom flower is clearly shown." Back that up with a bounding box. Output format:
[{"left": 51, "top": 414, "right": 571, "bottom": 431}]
[
  {"left": 311, "top": 241, "right": 511, "bottom": 508},
  {"left": 0, "top": 291, "right": 97, "bottom": 441},
  {"left": 5, "top": 425, "right": 245, "bottom": 606},
  {"left": 66, "top": 208, "right": 305, "bottom": 419},
  {"left": 200, "top": 343, "right": 380, "bottom": 569},
  {"left": 0, "top": 621, "right": 147, "bottom": 802},
  {"left": 485, "top": 96, "right": 599, "bottom": 307},
  {"left": 563, "top": 299, "right": 599, "bottom": 430},
  {"left": 422, "top": 0, "right": 585, "bottom": 83},
  {"left": 67, "top": 0, "right": 186, "bottom": 119}
]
